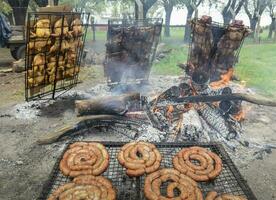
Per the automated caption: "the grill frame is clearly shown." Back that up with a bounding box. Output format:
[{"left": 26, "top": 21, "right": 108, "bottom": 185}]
[
  {"left": 25, "top": 12, "right": 90, "bottom": 101},
  {"left": 38, "top": 141, "right": 257, "bottom": 200}
]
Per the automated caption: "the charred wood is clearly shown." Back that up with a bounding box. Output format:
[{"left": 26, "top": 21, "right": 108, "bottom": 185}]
[
  {"left": 170, "top": 93, "right": 276, "bottom": 107},
  {"left": 37, "top": 115, "right": 144, "bottom": 144},
  {"left": 75, "top": 93, "right": 140, "bottom": 116}
]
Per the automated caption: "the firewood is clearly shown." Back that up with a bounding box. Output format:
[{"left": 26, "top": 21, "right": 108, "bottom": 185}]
[
  {"left": 75, "top": 93, "right": 140, "bottom": 116},
  {"left": 37, "top": 115, "right": 132, "bottom": 144},
  {"left": 172, "top": 93, "right": 276, "bottom": 107}
]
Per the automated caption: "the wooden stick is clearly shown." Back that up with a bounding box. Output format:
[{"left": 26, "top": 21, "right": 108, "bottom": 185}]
[
  {"left": 37, "top": 115, "right": 124, "bottom": 144},
  {"left": 173, "top": 93, "right": 276, "bottom": 107}
]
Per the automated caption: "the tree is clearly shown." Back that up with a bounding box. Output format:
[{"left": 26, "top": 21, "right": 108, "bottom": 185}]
[
  {"left": 267, "top": 0, "right": 276, "bottom": 38},
  {"left": 160, "top": 0, "right": 179, "bottom": 37},
  {"left": 143, "top": 0, "right": 158, "bottom": 17},
  {"left": 59, "top": 0, "right": 105, "bottom": 14},
  {"left": 180, "top": 0, "right": 203, "bottom": 42},
  {"left": 35, "top": 0, "right": 49, "bottom": 6},
  {"left": 0, "top": 0, "right": 13, "bottom": 24},
  {"left": 221, "top": 0, "right": 244, "bottom": 25},
  {"left": 244, "top": 0, "right": 270, "bottom": 32},
  {"left": 7, "top": 0, "right": 30, "bottom": 25},
  {"left": 109, "top": 0, "right": 133, "bottom": 18}
]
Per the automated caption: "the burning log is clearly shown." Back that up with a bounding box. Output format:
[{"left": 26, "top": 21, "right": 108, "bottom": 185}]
[
  {"left": 172, "top": 93, "right": 276, "bottom": 107},
  {"left": 75, "top": 93, "right": 140, "bottom": 116},
  {"left": 198, "top": 104, "right": 230, "bottom": 139}
]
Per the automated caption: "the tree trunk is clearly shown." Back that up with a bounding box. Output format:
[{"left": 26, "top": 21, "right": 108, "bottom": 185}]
[
  {"left": 184, "top": 8, "right": 194, "bottom": 43},
  {"left": 35, "top": 0, "right": 48, "bottom": 7},
  {"left": 248, "top": 17, "right": 258, "bottom": 38},
  {"left": 143, "top": 7, "right": 148, "bottom": 18},
  {"left": 250, "top": 17, "right": 258, "bottom": 31},
  {"left": 268, "top": 17, "right": 276, "bottom": 39},
  {"left": 164, "top": 5, "right": 173, "bottom": 37},
  {"left": 143, "top": 0, "right": 157, "bottom": 18},
  {"left": 7, "top": 0, "right": 30, "bottom": 25},
  {"left": 12, "top": 7, "right": 28, "bottom": 25},
  {"left": 223, "top": 13, "right": 232, "bottom": 25}
]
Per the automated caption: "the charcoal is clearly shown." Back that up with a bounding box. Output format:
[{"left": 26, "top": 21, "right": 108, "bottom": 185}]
[
  {"left": 198, "top": 104, "right": 230, "bottom": 139},
  {"left": 176, "top": 109, "right": 209, "bottom": 142}
]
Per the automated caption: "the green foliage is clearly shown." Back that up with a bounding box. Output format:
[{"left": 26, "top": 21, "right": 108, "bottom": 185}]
[
  {"left": 59, "top": 0, "right": 106, "bottom": 14},
  {"left": 0, "top": 0, "right": 12, "bottom": 14}
]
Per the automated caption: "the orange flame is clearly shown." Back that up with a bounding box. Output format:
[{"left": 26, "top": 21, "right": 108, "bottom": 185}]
[
  {"left": 210, "top": 68, "right": 234, "bottom": 89},
  {"left": 166, "top": 105, "right": 174, "bottom": 124},
  {"left": 233, "top": 109, "right": 245, "bottom": 122},
  {"left": 167, "top": 105, "right": 174, "bottom": 113}
]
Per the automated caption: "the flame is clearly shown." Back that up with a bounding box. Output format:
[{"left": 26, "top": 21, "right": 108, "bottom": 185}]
[
  {"left": 167, "top": 105, "right": 174, "bottom": 113},
  {"left": 166, "top": 105, "right": 174, "bottom": 124},
  {"left": 233, "top": 109, "right": 245, "bottom": 121},
  {"left": 210, "top": 68, "right": 234, "bottom": 89}
]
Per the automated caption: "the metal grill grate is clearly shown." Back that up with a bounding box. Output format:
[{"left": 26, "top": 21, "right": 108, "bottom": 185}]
[
  {"left": 187, "top": 18, "right": 248, "bottom": 82},
  {"left": 104, "top": 18, "right": 163, "bottom": 85},
  {"left": 38, "top": 142, "right": 257, "bottom": 200},
  {"left": 25, "top": 12, "right": 90, "bottom": 101}
]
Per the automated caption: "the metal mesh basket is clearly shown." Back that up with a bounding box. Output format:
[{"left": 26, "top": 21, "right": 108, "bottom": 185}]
[
  {"left": 187, "top": 18, "right": 249, "bottom": 82},
  {"left": 25, "top": 12, "right": 90, "bottom": 101},
  {"left": 38, "top": 141, "right": 257, "bottom": 200},
  {"left": 104, "top": 18, "right": 163, "bottom": 85}
]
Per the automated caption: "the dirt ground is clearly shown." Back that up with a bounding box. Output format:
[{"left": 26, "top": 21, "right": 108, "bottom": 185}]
[{"left": 0, "top": 48, "right": 276, "bottom": 200}]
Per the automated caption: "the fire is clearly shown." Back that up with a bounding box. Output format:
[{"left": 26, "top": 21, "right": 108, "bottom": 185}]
[
  {"left": 167, "top": 105, "right": 174, "bottom": 113},
  {"left": 233, "top": 109, "right": 245, "bottom": 122},
  {"left": 210, "top": 68, "right": 234, "bottom": 89},
  {"left": 166, "top": 105, "right": 174, "bottom": 124}
]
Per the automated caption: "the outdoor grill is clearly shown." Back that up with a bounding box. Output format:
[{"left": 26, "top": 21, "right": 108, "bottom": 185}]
[
  {"left": 38, "top": 141, "right": 257, "bottom": 200},
  {"left": 25, "top": 12, "right": 90, "bottom": 101}
]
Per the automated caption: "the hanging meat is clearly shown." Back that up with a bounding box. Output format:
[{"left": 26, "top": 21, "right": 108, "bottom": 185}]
[
  {"left": 30, "top": 19, "right": 51, "bottom": 38},
  {"left": 104, "top": 19, "right": 162, "bottom": 83},
  {"left": 211, "top": 20, "right": 251, "bottom": 81},
  {"left": 189, "top": 15, "right": 213, "bottom": 74}
]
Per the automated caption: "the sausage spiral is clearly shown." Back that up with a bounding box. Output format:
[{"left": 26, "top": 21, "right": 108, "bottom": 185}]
[
  {"left": 206, "top": 191, "right": 247, "bottom": 200},
  {"left": 60, "top": 142, "right": 109, "bottom": 177},
  {"left": 47, "top": 175, "right": 116, "bottom": 200},
  {"left": 117, "top": 141, "right": 161, "bottom": 177},
  {"left": 144, "top": 168, "right": 203, "bottom": 200},
  {"left": 173, "top": 146, "right": 222, "bottom": 181}
]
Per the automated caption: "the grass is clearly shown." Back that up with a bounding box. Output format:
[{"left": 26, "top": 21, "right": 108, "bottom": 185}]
[
  {"left": 151, "top": 28, "right": 276, "bottom": 98},
  {"left": 88, "top": 28, "right": 276, "bottom": 98},
  {"left": 236, "top": 43, "right": 276, "bottom": 98},
  {"left": 151, "top": 45, "right": 188, "bottom": 75}
]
